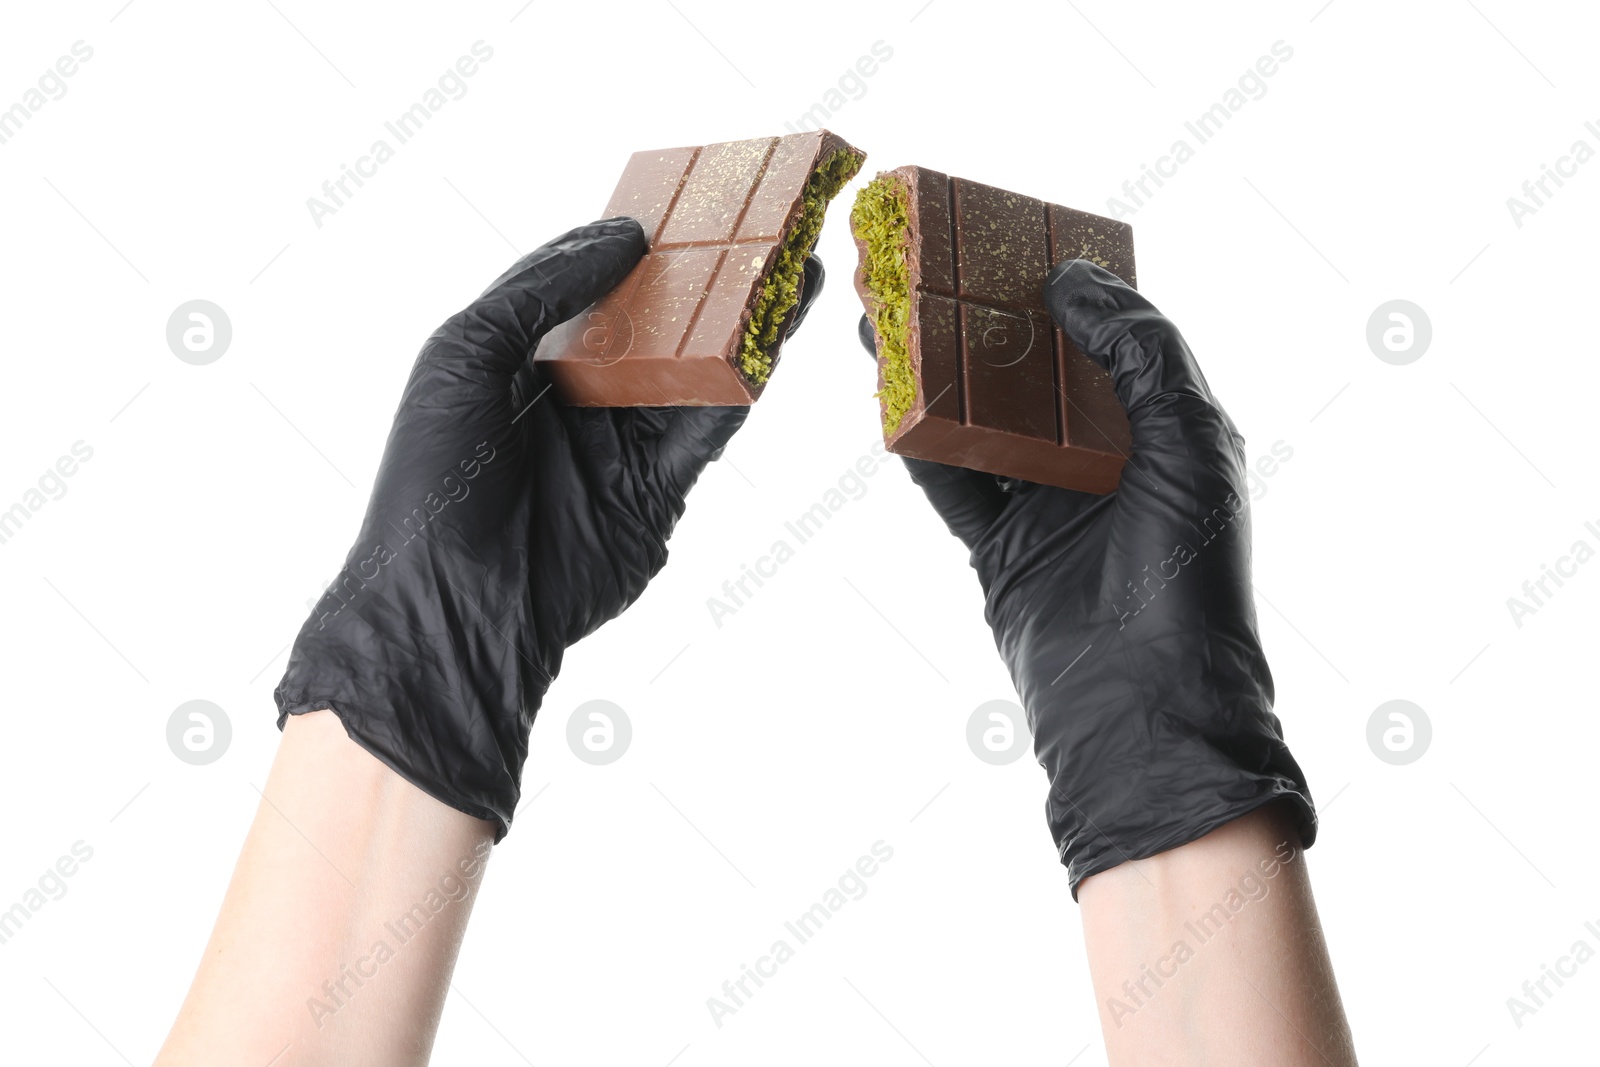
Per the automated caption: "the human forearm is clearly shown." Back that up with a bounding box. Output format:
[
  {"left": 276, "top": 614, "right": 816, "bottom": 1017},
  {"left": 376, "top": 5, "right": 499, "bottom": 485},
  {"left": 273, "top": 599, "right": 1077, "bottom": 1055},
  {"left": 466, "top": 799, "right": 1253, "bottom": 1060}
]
[
  {"left": 155, "top": 710, "right": 495, "bottom": 1067},
  {"left": 1078, "top": 800, "right": 1356, "bottom": 1065}
]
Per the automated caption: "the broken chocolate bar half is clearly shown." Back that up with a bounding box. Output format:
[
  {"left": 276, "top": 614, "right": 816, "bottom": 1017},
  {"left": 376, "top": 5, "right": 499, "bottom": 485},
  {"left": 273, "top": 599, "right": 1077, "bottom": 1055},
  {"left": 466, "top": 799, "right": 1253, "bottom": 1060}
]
[
  {"left": 533, "top": 130, "right": 865, "bottom": 406},
  {"left": 850, "top": 166, "right": 1135, "bottom": 493}
]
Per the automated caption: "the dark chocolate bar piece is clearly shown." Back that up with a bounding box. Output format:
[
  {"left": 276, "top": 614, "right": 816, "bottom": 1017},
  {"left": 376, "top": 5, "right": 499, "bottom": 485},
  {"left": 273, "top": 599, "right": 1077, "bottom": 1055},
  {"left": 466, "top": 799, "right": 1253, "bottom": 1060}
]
[
  {"left": 533, "top": 131, "right": 865, "bottom": 406},
  {"left": 851, "top": 166, "right": 1135, "bottom": 493}
]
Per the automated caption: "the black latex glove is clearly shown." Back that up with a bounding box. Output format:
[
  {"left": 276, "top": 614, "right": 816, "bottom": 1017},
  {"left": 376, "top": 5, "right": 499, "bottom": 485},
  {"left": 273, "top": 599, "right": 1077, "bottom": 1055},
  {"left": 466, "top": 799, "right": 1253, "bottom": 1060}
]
[
  {"left": 276, "top": 217, "right": 825, "bottom": 836},
  {"left": 859, "top": 260, "right": 1314, "bottom": 896}
]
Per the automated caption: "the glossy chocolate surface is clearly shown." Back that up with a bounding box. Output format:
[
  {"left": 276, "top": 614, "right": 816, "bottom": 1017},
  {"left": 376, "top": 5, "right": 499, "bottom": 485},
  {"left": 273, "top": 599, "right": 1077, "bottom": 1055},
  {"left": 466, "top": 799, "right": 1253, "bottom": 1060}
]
[
  {"left": 535, "top": 131, "right": 863, "bottom": 406},
  {"left": 855, "top": 166, "right": 1135, "bottom": 493}
]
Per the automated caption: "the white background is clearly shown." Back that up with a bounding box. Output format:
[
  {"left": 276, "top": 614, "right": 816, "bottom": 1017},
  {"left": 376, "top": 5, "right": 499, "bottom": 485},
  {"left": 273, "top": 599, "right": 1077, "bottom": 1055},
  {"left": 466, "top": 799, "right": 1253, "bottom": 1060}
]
[{"left": 1, "top": 0, "right": 1596, "bottom": 1063}]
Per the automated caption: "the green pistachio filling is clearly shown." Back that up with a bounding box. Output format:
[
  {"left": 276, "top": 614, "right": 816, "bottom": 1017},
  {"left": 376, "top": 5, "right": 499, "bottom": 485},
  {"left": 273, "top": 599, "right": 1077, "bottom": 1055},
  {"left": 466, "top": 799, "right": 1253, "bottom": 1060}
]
[
  {"left": 849, "top": 173, "right": 915, "bottom": 435},
  {"left": 737, "top": 148, "right": 864, "bottom": 385}
]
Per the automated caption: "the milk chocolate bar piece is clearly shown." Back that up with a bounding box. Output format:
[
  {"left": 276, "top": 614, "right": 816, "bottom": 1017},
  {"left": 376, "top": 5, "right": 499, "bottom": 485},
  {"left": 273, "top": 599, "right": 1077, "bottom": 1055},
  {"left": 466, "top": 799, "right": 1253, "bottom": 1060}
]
[
  {"left": 533, "top": 131, "right": 865, "bottom": 406},
  {"left": 850, "top": 166, "right": 1135, "bottom": 493}
]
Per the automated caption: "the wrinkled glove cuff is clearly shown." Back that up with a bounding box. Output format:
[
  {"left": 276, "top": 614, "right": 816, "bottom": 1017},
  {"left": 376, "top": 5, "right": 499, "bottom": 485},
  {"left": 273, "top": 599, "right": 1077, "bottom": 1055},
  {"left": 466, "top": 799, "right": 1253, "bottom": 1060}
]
[
  {"left": 274, "top": 592, "right": 552, "bottom": 841},
  {"left": 1032, "top": 686, "right": 1317, "bottom": 900}
]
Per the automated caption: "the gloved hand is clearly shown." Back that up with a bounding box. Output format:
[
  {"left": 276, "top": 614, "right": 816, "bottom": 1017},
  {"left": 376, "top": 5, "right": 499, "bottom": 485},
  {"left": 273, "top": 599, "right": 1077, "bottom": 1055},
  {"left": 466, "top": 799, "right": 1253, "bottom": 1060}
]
[
  {"left": 276, "top": 217, "right": 825, "bottom": 836},
  {"left": 858, "top": 260, "right": 1315, "bottom": 896}
]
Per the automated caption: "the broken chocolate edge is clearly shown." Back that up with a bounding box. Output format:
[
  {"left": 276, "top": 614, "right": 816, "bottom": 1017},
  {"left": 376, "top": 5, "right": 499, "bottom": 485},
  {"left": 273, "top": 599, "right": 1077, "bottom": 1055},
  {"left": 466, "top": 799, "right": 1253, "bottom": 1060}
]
[{"left": 733, "top": 132, "right": 865, "bottom": 390}]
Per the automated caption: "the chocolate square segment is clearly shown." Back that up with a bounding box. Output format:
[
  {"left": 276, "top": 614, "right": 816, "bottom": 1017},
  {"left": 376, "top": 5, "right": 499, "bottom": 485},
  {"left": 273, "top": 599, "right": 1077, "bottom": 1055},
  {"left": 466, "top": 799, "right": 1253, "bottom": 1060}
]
[
  {"left": 737, "top": 135, "right": 820, "bottom": 242},
  {"left": 602, "top": 147, "right": 698, "bottom": 245},
  {"left": 536, "top": 130, "right": 865, "bottom": 406},
  {"left": 907, "top": 168, "right": 955, "bottom": 296},
  {"left": 953, "top": 178, "right": 1050, "bottom": 313},
  {"left": 682, "top": 246, "right": 770, "bottom": 358},
  {"left": 961, "top": 305, "right": 1056, "bottom": 442},
  {"left": 657, "top": 138, "right": 775, "bottom": 247},
  {"left": 912, "top": 293, "right": 961, "bottom": 424},
  {"left": 1048, "top": 205, "right": 1135, "bottom": 456},
  {"left": 852, "top": 166, "right": 1136, "bottom": 493},
  {"left": 1057, "top": 327, "right": 1132, "bottom": 456},
  {"left": 1048, "top": 205, "right": 1136, "bottom": 288},
  {"left": 617, "top": 249, "right": 723, "bottom": 363}
]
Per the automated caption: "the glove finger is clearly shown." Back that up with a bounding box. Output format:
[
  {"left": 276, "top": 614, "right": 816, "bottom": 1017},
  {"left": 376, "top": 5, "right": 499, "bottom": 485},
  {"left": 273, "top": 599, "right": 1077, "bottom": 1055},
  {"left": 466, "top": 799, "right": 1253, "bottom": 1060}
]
[
  {"left": 427, "top": 216, "right": 647, "bottom": 393},
  {"left": 654, "top": 405, "right": 751, "bottom": 496},
  {"left": 902, "top": 455, "right": 1012, "bottom": 546},
  {"left": 856, "top": 310, "right": 880, "bottom": 358},
  {"left": 784, "top": 254, "right": 825, "bottom": 339},
  {"left": 858, "top": 313, "right": 1007, "bottom": 546},
  {"left": 545, "top": 403, "right": 744, "bottom": 559},
  {"left": 1044, "top": 260, "right": 1242, "bottom": 463}
]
